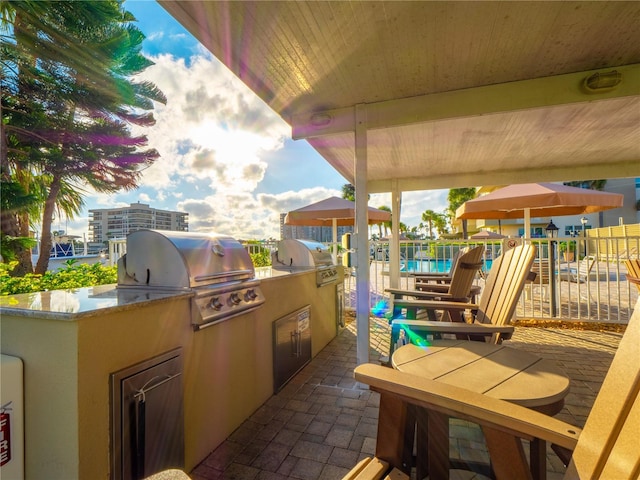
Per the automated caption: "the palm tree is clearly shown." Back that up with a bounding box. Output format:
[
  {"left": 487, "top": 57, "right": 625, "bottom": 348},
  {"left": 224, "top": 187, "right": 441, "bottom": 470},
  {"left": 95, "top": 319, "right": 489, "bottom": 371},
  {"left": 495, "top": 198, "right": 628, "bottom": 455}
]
[
  {"left": 447, "top": 188, "right": 477, "bottom": 239},
  {"left": 377, "top": 205, "right": 391, "bottom": 237},
  {"left": 2, "top": 1, "right": 166, "bottom": 274},
  {"left": 341, "top": 183, "right": 355, "bottom": 201},
  {"left": 421, "top": 209, "right": 440, "bottom": 239}
]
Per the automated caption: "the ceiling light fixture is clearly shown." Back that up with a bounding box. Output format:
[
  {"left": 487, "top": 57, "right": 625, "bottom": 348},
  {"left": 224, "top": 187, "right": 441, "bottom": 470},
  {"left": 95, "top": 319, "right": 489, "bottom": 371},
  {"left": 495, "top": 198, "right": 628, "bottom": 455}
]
[
  {"left": 310, "top": 113, "right": 332, "bottom": 127},
  {"left": 583, "top": 70, "right": 622, "bottom": 93}
]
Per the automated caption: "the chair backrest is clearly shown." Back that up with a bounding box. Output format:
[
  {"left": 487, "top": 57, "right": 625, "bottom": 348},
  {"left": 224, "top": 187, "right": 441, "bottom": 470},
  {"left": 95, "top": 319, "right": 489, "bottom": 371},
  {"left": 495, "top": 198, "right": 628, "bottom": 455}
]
[
  {"left": 475, "top": 243, "right": 536, "bottom": 327},
  {"left": 564, "top": 298, "right": 640, "bottom": 479},
  {"left": 447, "top": 246, "right": 467, "bottom": 275},
  {"left": 579, "top": 255, "right": 596, "bottom": 279},
  {"left": 445, "top": 245, "right": 485, "bottom": 300},
  {"left": 624, "top": 258, "right": 640, "bottom": 292}
]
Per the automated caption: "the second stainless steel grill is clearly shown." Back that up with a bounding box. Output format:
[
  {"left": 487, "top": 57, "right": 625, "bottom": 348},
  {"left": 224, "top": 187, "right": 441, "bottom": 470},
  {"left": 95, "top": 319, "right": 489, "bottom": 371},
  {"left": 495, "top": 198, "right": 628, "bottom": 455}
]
[
  {"left": 117, "top": 229, "right": 264, "bottom": 329},
  {"left": 272, "top": 239, "right": 339, "bottom": 287}
]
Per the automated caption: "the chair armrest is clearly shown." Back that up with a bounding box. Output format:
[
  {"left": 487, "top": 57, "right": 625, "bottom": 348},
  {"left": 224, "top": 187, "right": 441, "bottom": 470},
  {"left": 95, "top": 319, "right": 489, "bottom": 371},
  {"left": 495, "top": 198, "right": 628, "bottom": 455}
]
[
  {"left": 391, "top": 298, "right": 479, "bottom": 311},
  {"left": 385, "top": 288, "right": 456, "bottom": 300},
  {"left": 412, "top": 274, "right": 452, "bottom": 284},
  {"left": 354, "top": 363, "right": 580, "bottom": 451},
  {"left": 392, "top": 319, "right": 514, "bottom": 338},
  {"left": 411, "top": 272, "right": 451, "bottom": 279},
  {"left": 414, "top": 283, "right": 451, "bottom": 292}
]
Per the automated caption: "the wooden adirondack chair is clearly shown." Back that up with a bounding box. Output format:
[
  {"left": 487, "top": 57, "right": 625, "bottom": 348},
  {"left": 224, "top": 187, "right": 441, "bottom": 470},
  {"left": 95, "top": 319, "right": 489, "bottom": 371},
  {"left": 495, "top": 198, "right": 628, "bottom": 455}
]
[
  {"left": 625, "top": 258, "right": 640, "bottom": 292},
  {"left": 349, "top": 297, "right": 640, "bottom": 480},
  {"left": 388, "top": 244, "right": 536, "bottom": 356},
  {"left": 385, "top": 245, "right": 485, "bottom": 323}
]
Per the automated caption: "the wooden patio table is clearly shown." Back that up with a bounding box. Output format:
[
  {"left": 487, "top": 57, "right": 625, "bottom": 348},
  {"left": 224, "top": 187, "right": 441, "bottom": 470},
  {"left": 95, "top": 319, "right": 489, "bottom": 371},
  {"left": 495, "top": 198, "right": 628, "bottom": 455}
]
[{"left": 382, "top": 340, "right": 570, "bottom": 480}]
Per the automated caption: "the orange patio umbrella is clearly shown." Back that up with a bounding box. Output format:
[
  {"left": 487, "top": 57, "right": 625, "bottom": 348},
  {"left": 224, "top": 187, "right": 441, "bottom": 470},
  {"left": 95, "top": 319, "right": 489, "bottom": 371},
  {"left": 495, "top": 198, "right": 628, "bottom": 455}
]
[
  {"left": 284, "top": 196, "right": 391, "bottom": 227},
  {"left": 285, "top": 196, "right": 391, "bottom": 261},
  {"left": 456, "top": 183, "right": 624, "bottom": 237}
]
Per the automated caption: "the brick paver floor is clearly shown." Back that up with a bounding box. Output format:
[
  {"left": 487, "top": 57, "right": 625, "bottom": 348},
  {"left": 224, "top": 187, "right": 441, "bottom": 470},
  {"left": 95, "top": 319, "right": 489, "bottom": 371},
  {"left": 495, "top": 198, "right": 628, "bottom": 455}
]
[{"left": 190, "top": 316, "right": 622, "bottom": 480}]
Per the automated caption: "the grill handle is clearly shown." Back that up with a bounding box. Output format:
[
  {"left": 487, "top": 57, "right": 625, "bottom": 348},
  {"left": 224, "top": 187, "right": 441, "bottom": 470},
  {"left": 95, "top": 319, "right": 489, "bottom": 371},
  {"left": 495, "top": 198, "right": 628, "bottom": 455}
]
[{"left": 194, "top": 270, "right": 254, "bottom": 282}]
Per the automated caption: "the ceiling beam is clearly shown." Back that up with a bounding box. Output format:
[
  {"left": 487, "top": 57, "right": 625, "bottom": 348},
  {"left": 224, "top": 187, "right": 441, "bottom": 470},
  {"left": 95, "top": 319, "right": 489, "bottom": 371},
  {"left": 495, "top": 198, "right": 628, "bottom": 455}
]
[
  {"left": 292, "top": 64, "right": 640, "bottom": 140},
  {"left": 368, "top": 159, "right": 640, "bottom": 193}
]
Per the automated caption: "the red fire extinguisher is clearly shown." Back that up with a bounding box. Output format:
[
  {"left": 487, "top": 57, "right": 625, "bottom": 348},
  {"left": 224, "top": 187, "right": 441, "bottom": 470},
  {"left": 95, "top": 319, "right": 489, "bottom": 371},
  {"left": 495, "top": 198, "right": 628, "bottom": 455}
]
[{"left": 0, "top": 402, "right": 11, "bottom": 467}]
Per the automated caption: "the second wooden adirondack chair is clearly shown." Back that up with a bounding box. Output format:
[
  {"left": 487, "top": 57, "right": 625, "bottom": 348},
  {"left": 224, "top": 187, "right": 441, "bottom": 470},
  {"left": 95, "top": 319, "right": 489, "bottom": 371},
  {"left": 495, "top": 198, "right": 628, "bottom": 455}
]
[
  {"left": 388, "top": 244, "right": 536, "bottom": 356},
  {"left": 385, "top": 245, "right": 485, "bottom": 323},
  {"left": 625, "top": 258, "right": 640, "bottom": 292}
]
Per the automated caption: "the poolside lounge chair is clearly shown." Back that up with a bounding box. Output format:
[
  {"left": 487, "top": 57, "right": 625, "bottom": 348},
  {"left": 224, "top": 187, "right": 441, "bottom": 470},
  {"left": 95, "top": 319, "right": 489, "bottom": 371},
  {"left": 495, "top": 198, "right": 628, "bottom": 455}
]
[
  {"left": 388, "top": 244, "right": 536, "bottom": 357},
  {"left": 346, "top": 297, "right": 640, "bottom": 480},
  {"left": 560, "top": 255, "right": 596, "bottom": 283},
  {"left": 385, "top": 245, "right": 485, "bottom": 322}
]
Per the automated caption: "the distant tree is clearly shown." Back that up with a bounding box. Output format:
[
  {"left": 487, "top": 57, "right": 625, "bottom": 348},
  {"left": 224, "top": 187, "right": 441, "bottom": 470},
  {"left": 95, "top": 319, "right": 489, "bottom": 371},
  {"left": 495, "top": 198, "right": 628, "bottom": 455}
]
[
  {"left": 421, "top": 209, "right": 438, "bottom": 239},
  {"left": 341, "top": 183, "right": 355, "bottom": 201},
  {"left": 433, "top": 214, "right": 449, "bottom": 236},
  {"left": 447, "top": 187, "right": 477, "bottom": 239},
  {"left": 341, "top": 183, "right": 371, "bottom": 201},
  {"left": 377, "top": 205, "right": 391, "bottom": 237},
  {"left": 564, "top": 180, "right": 606, "bottom": 191},
  {"left": 447, "top": 187, "right": 477, "bottom": 220}
]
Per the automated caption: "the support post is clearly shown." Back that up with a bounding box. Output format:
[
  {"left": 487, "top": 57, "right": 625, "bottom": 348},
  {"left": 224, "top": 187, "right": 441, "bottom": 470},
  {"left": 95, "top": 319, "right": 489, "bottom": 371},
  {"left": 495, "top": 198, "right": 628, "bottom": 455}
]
[{"left": 354, "top": 104, "right": 370, "bottom": 366}]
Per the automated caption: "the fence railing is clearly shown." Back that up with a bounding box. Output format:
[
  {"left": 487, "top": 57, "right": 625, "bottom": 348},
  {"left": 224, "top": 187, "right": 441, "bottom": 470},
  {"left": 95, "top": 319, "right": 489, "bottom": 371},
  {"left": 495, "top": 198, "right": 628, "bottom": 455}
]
[{"left": 358, "top": 236, "right": 639, "bottom": 324}]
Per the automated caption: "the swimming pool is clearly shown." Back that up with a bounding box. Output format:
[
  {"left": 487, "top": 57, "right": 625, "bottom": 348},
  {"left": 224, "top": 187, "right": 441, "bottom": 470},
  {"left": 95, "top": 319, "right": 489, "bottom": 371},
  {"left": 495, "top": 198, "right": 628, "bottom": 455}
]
[{"left": 402, "top": 259, "right": 492, "bottom": 273}]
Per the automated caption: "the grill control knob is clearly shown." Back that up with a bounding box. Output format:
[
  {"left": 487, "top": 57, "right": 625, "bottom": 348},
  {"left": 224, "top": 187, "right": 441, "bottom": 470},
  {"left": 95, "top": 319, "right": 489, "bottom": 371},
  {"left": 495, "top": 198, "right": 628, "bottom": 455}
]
[
  {"left": 229, "top": 292, "right": 242, "bottom": 305},
  {"left": 209, "top": 297, "right": 224, "bottom": 310},
  {"left": 244, "top": 289, "right": 257, "bottom": 301}
]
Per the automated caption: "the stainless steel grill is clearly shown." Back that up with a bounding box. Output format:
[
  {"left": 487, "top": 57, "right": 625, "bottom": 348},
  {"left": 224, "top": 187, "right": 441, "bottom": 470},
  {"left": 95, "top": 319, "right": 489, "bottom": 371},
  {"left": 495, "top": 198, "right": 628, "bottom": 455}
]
[
  {"left": 272, "top": 239, "right": 339, "bottom": 287},
  {"left": 117, "top": 230, "right": 264, "bottom": 330}
]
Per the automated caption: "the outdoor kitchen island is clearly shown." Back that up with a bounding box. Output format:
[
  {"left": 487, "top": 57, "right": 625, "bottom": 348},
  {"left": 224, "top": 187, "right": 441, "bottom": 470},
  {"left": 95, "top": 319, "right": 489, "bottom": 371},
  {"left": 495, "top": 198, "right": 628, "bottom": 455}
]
[{"left": 0, "top": 264, "right": 344, "bottom": 479}]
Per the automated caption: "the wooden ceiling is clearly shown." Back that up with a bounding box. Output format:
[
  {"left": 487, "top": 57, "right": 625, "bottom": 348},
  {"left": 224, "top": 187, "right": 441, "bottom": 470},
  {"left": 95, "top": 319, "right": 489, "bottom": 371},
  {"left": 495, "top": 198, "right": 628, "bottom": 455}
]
[{"left": 159, "top": 1, "right": 640, "bottom": 193}]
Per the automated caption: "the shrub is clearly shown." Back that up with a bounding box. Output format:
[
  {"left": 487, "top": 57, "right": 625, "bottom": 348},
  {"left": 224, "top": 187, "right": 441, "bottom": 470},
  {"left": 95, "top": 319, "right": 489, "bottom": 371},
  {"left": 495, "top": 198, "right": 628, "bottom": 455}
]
[
  {"left": 1, "top": 261, "right": 118, "bottom": 296},
  {"left": 250, "top": 250, "right": 272, "bottom": 267}
]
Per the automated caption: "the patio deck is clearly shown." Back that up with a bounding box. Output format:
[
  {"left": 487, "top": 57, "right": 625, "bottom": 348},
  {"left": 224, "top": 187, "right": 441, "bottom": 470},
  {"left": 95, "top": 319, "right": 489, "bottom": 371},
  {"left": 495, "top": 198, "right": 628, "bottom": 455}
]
[{"left": 189, "top": 314, "right": 623, "bottom": 480}]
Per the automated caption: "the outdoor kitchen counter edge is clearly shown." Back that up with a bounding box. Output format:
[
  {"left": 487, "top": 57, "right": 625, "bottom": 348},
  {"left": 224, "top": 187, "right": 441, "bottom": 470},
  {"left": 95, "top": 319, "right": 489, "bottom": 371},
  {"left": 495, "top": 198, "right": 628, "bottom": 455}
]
[
  {"left": 0, "top": 267, "right": 319, "bottom": 321},
  {"left": 0, "top": 284, "right": 193, "bottom": 320}
]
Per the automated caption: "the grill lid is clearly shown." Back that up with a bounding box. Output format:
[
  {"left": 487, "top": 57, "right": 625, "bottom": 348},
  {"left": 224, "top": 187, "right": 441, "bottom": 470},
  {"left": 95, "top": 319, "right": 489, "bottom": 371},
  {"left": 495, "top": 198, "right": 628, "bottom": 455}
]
[
  {"left": 117, "top": 229, "right": 255, "bottom": 289},
  {"left": 273, "top": 239, "right": 334, "bottom": 269}
]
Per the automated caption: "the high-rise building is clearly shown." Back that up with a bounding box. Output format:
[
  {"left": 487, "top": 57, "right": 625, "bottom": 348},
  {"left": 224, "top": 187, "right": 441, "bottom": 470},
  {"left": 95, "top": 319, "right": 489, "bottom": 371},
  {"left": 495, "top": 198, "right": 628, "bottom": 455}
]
[
  {"left": 279, "top": 213, "right": 353, "bottom": 242},
  {"left": 88, "top": 202, "right": 188, "bottom": 243}
]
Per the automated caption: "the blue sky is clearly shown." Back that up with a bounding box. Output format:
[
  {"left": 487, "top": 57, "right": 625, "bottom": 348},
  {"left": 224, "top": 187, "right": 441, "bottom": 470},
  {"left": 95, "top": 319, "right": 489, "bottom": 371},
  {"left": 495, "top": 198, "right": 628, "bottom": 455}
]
[{"left": 60, "top": 0, "right": 450, "bottom": 240}]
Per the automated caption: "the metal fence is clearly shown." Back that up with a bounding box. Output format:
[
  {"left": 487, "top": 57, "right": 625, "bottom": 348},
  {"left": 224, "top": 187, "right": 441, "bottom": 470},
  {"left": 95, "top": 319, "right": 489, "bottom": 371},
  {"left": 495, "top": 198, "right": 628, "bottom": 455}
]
[{"left": 360, "top": 236, "right": 639, "bottom": 324}]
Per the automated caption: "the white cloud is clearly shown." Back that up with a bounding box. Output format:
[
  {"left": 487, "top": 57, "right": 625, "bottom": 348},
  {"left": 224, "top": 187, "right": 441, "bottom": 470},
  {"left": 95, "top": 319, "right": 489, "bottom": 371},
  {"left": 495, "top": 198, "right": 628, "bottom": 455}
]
[
  {"left": 130, "top": 53, "right": 288, "bottom": 196},
  {"left": 57, "top": 51, "right": 452, "bottom": 241}
]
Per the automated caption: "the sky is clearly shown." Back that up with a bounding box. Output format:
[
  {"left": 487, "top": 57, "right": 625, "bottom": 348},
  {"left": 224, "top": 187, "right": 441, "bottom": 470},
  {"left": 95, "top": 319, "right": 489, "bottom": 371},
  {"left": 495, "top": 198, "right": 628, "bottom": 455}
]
[{"left": 59, "top": 0, "right": 450, "bottom": 241}]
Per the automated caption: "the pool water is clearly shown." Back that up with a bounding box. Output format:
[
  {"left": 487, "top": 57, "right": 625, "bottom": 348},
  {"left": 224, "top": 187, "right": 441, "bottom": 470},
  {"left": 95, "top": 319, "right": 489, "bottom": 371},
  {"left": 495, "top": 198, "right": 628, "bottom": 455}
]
[{"left": 402, "top": 259, "right": 492, "bottom": 273}]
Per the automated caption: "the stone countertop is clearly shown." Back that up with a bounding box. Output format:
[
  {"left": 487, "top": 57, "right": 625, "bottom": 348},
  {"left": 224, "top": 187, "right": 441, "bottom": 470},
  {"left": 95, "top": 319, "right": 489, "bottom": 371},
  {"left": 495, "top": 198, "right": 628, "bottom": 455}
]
[
  {"left": 0, "top": 268, "right": 321, "bottom": 321},
  {"left": 0, "top": 284, "right": 192, "bottom": 320}
]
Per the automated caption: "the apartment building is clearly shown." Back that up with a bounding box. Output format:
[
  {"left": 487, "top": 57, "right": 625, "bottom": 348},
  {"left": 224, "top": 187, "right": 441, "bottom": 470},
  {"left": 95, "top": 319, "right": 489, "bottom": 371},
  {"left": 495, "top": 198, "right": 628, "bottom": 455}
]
[{"left": 88, "top": 202, "right": 188, "bottom": 243}]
